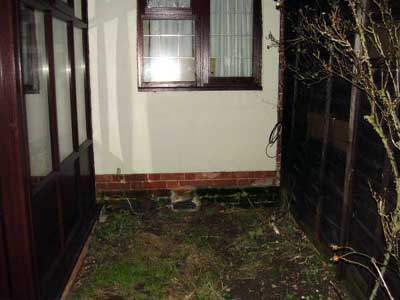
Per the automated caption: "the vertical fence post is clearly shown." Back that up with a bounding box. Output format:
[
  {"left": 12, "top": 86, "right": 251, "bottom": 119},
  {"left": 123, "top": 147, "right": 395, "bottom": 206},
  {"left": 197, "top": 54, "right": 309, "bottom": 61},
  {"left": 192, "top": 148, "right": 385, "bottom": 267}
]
[
  {"left": 315, "top": 51, "right": 334, "bottom": 241},
  {"left": 338, "top": 0, "right": 368, "bottom": 277},
  {"left": 289, "top": 48, "right": 300, "bottom": 141},
  {"left": 339, "top": 82, "right": 361, "bottom": 276}
]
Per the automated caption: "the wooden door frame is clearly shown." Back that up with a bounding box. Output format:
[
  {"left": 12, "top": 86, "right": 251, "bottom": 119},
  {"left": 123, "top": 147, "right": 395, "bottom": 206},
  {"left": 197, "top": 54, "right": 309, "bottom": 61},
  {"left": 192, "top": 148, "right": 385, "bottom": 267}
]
[
  {"left": 0, "top": 1, "right": 97, "bottom": 299},
  {"left": 0, "top": 216, "right": 11, "bottom": 300},
  {"left": 0, "top": 0, "right": 37, "bottom": 299}
]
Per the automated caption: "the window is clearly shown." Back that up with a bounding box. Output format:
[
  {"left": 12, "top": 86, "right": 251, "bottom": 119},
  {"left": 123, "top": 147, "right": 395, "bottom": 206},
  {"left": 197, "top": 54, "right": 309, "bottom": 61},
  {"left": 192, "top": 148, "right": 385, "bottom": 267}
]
[
  {"left": 143, "top": 20, "right": 195, "bottom": 82},
  {"left": 137, "top": 0, "right": 262, "bottom": 90}
]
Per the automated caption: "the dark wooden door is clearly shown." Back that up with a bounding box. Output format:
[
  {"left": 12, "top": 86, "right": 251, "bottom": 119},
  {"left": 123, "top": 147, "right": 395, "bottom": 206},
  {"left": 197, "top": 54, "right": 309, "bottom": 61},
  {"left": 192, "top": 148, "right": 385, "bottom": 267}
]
[
  {"left": 0, "top": 0, "right": 97, "bottom": 298},
  {"left": 17, "top": 2, "right": 97, "bottom": 299},
  {"left": 15, "top": 0, "right": 96, "bottom": 300},
  {"left": 0, "top": 194, "right": 11, "bottom": 300}
]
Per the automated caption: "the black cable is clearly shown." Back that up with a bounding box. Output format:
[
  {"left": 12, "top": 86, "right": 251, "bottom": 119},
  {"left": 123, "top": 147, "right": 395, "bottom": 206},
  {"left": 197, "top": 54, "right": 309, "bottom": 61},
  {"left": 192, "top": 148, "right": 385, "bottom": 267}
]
[{"left": 266, "top": 121, "right": 283, "bottom": 159}]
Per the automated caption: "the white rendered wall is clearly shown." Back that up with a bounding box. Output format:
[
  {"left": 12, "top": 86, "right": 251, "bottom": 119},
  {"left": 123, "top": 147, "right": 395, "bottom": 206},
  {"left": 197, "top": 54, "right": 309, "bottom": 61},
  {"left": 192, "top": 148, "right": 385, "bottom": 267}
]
[{"left": 88, "top": 0, "right": 280, "bottom": 174}]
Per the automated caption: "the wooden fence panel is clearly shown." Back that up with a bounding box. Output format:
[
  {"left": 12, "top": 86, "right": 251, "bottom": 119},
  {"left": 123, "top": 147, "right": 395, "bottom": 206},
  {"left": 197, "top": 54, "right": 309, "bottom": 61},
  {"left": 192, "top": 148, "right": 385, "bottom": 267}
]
[{"left": 282, "top": 2, "right": 400, "bottom": 298}]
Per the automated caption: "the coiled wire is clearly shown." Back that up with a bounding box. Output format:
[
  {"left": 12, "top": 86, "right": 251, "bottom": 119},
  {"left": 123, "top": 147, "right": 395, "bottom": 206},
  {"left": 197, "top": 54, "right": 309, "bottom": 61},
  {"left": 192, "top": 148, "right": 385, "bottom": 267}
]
[{"left": 265, "top": 121, "right": 282, "bottom": 159}]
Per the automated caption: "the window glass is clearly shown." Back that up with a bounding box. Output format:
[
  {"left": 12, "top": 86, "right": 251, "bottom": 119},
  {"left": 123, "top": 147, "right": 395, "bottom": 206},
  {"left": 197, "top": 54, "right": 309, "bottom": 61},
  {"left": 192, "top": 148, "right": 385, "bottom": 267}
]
[
  {"left": 74, "top": 28, "right": 88, "bottom": 144},
  {"left": 143, "top": 20, "right": 195, "bottom": 82},
  {"left": 53, "top": 18, "right": 74, "bottom": 161},
  {"left": 210, "top": 0, "right": 253, "bottom": 77},
  {"left": 74, "top": 0, "right": 82, "bottom": 19},
  {"left": 147, "top": 0, "right": 190, "bottom": 8},
  {"left": 21, "top": 6, "right": 53, "bottom": 185}
]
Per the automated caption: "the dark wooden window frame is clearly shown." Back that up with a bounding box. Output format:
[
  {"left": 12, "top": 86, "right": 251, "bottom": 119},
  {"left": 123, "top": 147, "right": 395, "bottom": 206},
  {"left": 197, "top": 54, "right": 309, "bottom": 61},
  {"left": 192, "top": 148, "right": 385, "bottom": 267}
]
[{"left": 137, "top": 0, "right": 262, "bottom": 91}]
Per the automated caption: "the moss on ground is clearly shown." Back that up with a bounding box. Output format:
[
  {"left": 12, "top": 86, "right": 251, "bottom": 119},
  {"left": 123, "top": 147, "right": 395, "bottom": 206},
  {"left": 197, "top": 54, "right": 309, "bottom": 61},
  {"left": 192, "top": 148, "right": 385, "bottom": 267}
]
[{"left": 70, "top": 200, "right": 350, "bottom": 300}]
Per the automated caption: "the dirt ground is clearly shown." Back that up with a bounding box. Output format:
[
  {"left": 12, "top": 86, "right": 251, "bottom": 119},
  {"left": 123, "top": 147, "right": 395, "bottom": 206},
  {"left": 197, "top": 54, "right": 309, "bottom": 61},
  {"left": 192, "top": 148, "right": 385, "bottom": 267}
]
[{"left": 70, "top": 197, "right": 350, "bottom": 300}]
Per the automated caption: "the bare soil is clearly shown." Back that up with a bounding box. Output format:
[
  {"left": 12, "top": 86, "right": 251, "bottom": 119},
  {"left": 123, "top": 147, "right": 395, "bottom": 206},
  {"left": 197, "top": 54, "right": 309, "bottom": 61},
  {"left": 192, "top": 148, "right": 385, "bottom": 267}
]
[{"left": 70, "top": 199, "right": 350, "bottom": 300}]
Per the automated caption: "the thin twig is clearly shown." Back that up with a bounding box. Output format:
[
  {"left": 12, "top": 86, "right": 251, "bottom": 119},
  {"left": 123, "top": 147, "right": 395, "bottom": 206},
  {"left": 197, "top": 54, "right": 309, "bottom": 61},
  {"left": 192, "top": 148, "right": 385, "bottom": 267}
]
[
  {"left": 371, "top": 258, "right": 395, "bottom": 300},
  {"left": 329, "top": 281, "right": 345, "bottom": 300}
]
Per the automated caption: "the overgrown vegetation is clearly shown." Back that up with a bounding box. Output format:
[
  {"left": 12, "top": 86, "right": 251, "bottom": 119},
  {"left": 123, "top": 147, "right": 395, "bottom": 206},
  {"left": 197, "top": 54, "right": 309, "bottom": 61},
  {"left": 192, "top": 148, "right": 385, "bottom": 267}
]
[
  {"left": 277, "top": 0, "right": 400, "bottom": 298},
  {"left": 70, "top": 198, "right": 348, "bottom": 300}
]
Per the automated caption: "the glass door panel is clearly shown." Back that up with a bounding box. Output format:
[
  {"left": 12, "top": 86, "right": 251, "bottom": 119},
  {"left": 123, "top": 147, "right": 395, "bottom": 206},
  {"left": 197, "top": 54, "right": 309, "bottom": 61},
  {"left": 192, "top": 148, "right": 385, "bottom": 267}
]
[
  {"left": 74, "top": 28, "right": 87, "bottom": 144},
  {"left": 20, "top": 6, "right": 53, "bottom": 188},
  {"left": 74, "top": 0, "right": 82, "bottom": 19},
  {"left": 53, "top": 18, "right": 74, "bottom": 162}
]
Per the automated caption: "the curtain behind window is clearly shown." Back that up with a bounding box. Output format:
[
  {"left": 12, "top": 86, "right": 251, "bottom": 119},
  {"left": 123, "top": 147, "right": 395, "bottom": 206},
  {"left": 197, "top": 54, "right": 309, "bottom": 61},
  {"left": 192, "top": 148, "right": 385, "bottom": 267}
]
[{"left": 210, "top": 0, "right": 253, "bottom": 77}]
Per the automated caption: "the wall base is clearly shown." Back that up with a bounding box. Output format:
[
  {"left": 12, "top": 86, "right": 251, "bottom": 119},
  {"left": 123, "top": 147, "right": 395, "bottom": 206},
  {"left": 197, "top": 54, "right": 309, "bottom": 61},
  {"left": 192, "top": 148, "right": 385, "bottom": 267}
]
[{"left": 96, "top": 171, "right": 278, "bottom": 195}]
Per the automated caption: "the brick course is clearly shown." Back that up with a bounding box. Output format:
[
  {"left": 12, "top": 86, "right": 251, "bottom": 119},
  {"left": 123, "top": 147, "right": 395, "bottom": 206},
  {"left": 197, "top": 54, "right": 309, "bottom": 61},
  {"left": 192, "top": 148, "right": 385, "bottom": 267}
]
[{"left": 96, "top": 171, "right": 278, "bottom": 192}]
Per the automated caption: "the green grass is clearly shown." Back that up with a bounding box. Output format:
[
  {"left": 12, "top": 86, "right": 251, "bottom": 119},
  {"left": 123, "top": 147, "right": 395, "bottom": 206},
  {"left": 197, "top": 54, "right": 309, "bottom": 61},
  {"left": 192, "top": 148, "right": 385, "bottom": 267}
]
[
  {"left": 74, "top": 258, "right": 179, "bottom": 299},
  {"left": 71, "top": 202, "right": 350, "bottom": 300},
  {"left": 72, "top": 215, "right": 183, "bottom": 300}
]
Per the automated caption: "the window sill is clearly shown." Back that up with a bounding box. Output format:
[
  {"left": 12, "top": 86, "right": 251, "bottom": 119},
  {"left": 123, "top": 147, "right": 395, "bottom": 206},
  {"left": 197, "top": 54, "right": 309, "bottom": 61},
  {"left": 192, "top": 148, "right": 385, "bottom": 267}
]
[{"left": 138, "top": 84, "right": 263, "bottom": 92}]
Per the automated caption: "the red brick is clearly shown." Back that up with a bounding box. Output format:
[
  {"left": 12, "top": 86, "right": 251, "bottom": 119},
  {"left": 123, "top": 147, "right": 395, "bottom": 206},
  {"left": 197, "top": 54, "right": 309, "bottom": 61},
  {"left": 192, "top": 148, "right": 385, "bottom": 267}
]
[
  {"left": 148, "top": 174, "right": 161, "bottom": 181},
  {"left": 96, "top": 175, "right": 113, "bottom": 182},
  {"left": 194, "top": 172, "right": 214, "bottom": 180},
  {"left": 250, "top": 171, "right": 276, "bottom": 178},
  {"left": 194, "top": 172, "right": 231, "bottom": 180},
  {"left": 265, "top": 171, "right": 276, "bottom": 177},
  {"left": 232, "top": 172, "right": 251, "bottom": 179},
  {"left": 166, "top": 181, "right": 181, "bottom": 188},
  {"left": 212, "top": 179, "right": 237, "bottom": 187},
  {"left": 179, "top": 180, "right": 199, "bottom": 186},
  {"left": 112, "top": 174, "right": 124, "bottom": 181},
  {"left": 184, "top": 173, "right": 196, "bottom": 180},
  {"left": 253, "top": 177, "right": 275, "bottom": 186},
  {"left": 160, "top": 173, "right": 186, "bottom": 180},
  {"left": 204, "top": 180, "right": 219, "bottom": 187},
  {"left": 107, "top": 182, "right": 131, "bottom": 190},
  {"left": 249, "top": 172, "right": 262, "bottom": 178},
  {"left": 214, "top": 172, "right": 234, "bottom": 179},
  {"left": 130, "top": 182, "right": 144, "bottom": 189},
  {"left": 142, "top": 181, "right": 166, "bottom": 190},
  {"left": 125, "top": 174, "right": 147, "bottom": 182},
  {"left": 179, "top": 180, "right": 213, "bottom": 187},
  {"left": 95, "top": 171, "right": 278, "bottom": 192},
  {"left": 217, "top": 172, "right": 234, "bottom": 179}
]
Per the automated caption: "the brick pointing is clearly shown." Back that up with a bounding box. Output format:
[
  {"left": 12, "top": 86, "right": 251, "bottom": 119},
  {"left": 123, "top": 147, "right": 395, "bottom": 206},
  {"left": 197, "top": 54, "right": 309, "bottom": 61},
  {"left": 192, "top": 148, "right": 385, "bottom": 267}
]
[{"left": 96, "top": 171, "right": 278, "bottom": 192}]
